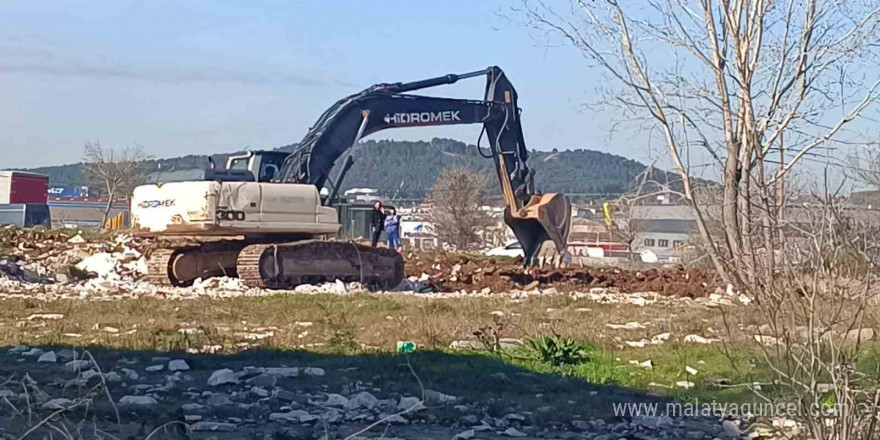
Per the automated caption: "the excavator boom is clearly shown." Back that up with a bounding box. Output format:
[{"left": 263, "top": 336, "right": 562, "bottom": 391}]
[{"left": 279, "top": 66, "right": 571, "bottom": 265}]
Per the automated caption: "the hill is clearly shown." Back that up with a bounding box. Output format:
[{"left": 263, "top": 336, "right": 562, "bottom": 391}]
[{"left": 25, "top": 138, "right": 660, "bottom": 200}]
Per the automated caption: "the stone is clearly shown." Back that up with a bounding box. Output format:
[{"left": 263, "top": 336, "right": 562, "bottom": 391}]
[
  {"left": 424, "top": 389, "right": 457, "bottom": 404},
  {"left": 145, "top": 365, "right": 164, "bottom": 372},
  {"left": 55, "top": 349, "right": 75, "bottom": 361},
  {"left": 460, "top": 415, "right": 480, "bottom": 425},
  {"left": 190, "top": 422, "right": 237, "bottom": 432},
  {"left": 384, "top": 414, "right": 408, "bottom": 424},
  {"left": 346, "top": 391, "right": 378, "bottom": 409},
  {"left": 264, "top": 367, "right": 299, "bottom": 377},
  {"left": 273, "top": 427, "right": 313, "bottom": 440},
  {"left": 685, "top": 366, "right": 699, "bottom": 375},
  {"left": 206, "top": 394, "right": 234, "bottom": 407},
  {"left": 270, "top": 409, "right": 318, "bottom": 424},
  {"left": 65, "top": 359, "right": 91, "bottom": 371},
  {"left": 37, "top": 351, "right": 57, "bottom": 363},
  {"left": 453, "top": 429, "right": 475, "bottom": 440},
  {"left": 686, "top": 431, "right": 705, "bottom": 439},
  {"left": 250, "top": 386, "right": 270, "bottom": 397},
  {"left": 0, "top": 390, "right": 15, "bottom": 398},
  {"left": 397, "top": 396, "right": 425, "bottom": 411},
  {"left": 722, "top": 420, "right": 741, "bottom": 437},
  {"left": 22, "top": 348, "right": 45, "bottom": 357},
  {"left": 675, "top": 381, "right": 695, "bottom": 389},
  {"left": 104, "top": 372, "right": 122, "bottom": 382},
  {"left": 321, "top": 393, "right": 349, "bottom": 408},
  {"left": 182, "top": 403, "right": 205, "bottom": 412},
  {"left": 502, "top": 427, "right": 527, "bottom": 437},
  {"left": 303, "top": 367, "right": 325, "bottom": 377},
  {"left": 246, "top": 374, "right": 276, "bottom": 387},
  {"left": 119, "top": 395, "right": 158, "bottom": 406},
  {"left": 505, "top": 413, "right": 527, "bottom": 421},
  {"left": 208, "top": 368, "right": 239, "bottom": 386},
  {"left": 571, "top": 420, "right": 591, "bottom": 431},
  {"left": 168, "top": 359, "right": 190, "bottom": 371},
  {"left": 449, "top": 340, "right": 483, "bottom": 350},
  {"left": 42, "top": 398, "right": 74, "bottom": 409},
  {"left": 275, "top": 389, "right": 306, "bottom": 403}
]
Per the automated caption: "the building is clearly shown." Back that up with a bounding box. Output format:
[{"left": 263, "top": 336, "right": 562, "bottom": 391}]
[{"left": 630, "top": 205, "right": 696, "bottom": 263}]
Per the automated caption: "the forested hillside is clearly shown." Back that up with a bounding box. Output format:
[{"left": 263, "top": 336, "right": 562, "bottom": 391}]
[{"left": 25, "top": 138, "right": 659, "bottom": 199}]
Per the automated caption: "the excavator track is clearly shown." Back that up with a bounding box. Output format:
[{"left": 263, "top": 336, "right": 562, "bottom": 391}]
[
  {"left": 146, "top": 248, "right": 176, "bottom": 286},
  {"left": 237, "top": 241, "right": 404, "bottom": 290}
]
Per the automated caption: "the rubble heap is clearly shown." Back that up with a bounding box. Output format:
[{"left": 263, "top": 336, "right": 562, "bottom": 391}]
[{"left": 404, "top": 251, "right": 718, "bottom": 297}]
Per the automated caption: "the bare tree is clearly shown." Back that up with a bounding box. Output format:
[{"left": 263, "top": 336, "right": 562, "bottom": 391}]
[
  {"left": 518, "top": 0, "right": 880, "bottom": 284},
  {"left": 847, "top": 149, "right": 880, "bottom": 190},
  {"left": 426, "top": 167, "right": 495, "bottom": 250},
  {"left": 82, "top": 141, "right": 151, "bottom": 227},
  {"left": 517, "top": 1, "right": 880, "bottom": 437}
]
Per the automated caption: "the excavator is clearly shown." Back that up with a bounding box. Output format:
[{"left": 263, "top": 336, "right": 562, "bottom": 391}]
[{"left": 131, "top": 66, "right": 572, "bottom": 289}]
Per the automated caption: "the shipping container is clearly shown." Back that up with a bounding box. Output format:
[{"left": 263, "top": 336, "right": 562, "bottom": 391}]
[{"left": 0, "top": 171, "right": 49, "bottom": 204}]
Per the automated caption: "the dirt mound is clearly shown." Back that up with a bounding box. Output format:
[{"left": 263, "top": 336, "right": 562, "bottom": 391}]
[{"left": 404, "top": 251, "right": 718, "bottom": 297}]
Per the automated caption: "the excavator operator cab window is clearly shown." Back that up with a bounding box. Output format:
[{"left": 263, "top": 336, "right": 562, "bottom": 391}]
[
  {"left": 227, "top": 158, "right": 250, "bottom": 171},
  {"left": 260, "top": 164, "right": 278, "bottom": 182}
]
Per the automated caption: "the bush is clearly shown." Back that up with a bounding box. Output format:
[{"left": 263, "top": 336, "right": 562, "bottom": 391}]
[{"left": 528, "top": 335, "right": 592, "bottom": 366}]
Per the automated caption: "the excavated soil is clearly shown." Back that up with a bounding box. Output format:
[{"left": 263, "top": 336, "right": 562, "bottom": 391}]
[{"left": 404, "top": 251, "right": 718, "bottom": 297}]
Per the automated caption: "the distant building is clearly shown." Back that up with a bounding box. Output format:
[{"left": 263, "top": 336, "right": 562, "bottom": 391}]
[{"left": 630, "top": 205, "right": 696, "bottom": 263}]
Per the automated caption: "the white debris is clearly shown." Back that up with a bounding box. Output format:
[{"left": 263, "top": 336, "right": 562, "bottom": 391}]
[
  {"left": 606, "top": 321, "right": 646, "bottom": 330},
  {"left": 685, "top": 366, "right": 699, "bottom": 375},
  {"left": 27, "top": 313, "right": 64, "bottom": 321},
  {"left": 683, "top": 334, "right": 720, "bottom": 344},
  {"left": 675, "top": 381, "right": 695, "bottom": 389},
  {"left": 638, "top": 360, "right": 654, "bottom": 369},
  {"left": 145, "top": 364, "right": 164, "bottom": 372}
]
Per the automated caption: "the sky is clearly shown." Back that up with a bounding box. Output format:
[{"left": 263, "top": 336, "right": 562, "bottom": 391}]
[{"left": 0, "top": 0, "right": 643, "bottom": 169}]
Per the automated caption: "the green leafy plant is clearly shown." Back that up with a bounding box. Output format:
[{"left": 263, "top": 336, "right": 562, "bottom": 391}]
[{"left": 528, "top": 335, "right": 592, "bottom": 366}]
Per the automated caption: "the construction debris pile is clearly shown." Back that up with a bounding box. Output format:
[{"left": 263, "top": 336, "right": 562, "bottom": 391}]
[
  {"left": 0, "top": 227, "right": 723, "bottom": 300},
  {"left": 404, "top": 251, "right": 718, "bottom": 297}
]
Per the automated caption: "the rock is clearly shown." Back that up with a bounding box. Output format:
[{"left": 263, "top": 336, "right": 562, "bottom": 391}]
[
  {"left": 250, "top": 386, "right": 270, "bottom": 397},
  {"left": 424, "top": 389, "right": 457, "bottom": 404},
  {"left": 571, "top": 420, "right": 591, "bottom": 431},
  {"left": 384, "top": 414, "right": 408, "bottom": 424},
  {"left": 683, "top": 334, "right": 719, "bottom": 344},
  {"left": 246, "top": 374, "right": 276, "bottom": 387},
  {"left": 7, "top": 345, "right": 28, "bottom": 354},
  {"left": 453, "top": 429, "right": 475, "bottom": 440},
  {"left": 460, "top": 415, "right": 480, "bottom": 425},
  {"left": 206, "top": 394, "right": 234, "bottom": 407},
  {"left": 207, "top": 368, "right": 239, "bottom": 386},
  {"left": 37, "top": 351, "right": 57, "bottom": 363},
  {"left": 722, "top": 420, "right": 741, "bottom": 437},
  {"left": 42, "top": 398, "right": 74, "bottom": 409},
  {"left": 505, "top": 413, "right": 526, "bottom": 421},
  {"left": 638, "top": 360, "right": 653, "bottom": 369},
  {"left": 276, "top": 389, "right": 306, "bottom": 403},
  {"left": 685, "top": 431, "right": 705, "bottom": 439},
  {"left": 675, "top": 381, "right": 695, "bottom": 389},
  {"left": 303, "top": 367, "right": 325, "bottom": 377},
  {"left": 273, "top": 427, "right": 313, "bottom": 440},
  {"left": 346, "top": 391, "right": 378, "bottom": 409},
  {"left": 104, "top": 371, "right": 122, "bottom": 382},
  {"left": 168, "top": 359, "right": 190, "bottom": 371},
  {"left": 264, "top": 367, "right": 299, "bottom": 377},
  {"left": 119, "top": 395, "right": 158, "bottom": 406},
  {"left": 523, "top": 280, "right": 540, "bottom": 291},
  {"left": 65, "top": 359, "right": 91, "bottom": 371},
  {"left": 145, "top": 365, "right": 164, "bottom": 372},
  {"left": 191, "top": 422, "right": 238, "bottom": 432},
  {"left": 321, "top": 393, "right": 349, "bottom": 408},
  {"left": 685, "top": 366, "right": 699, "bottom": 375},
  {"left": 182, "top": 403, "right": 205, "bottom": 412},
  {"left": 501, "top": 427, "right": 527, "bottom": 437},
  {"left": 397, "top": 396, "right": 425, "bottom": 411},
  {"left": 22, "top": 348, "right": 45, "bottom": 357},
  {"left": 0, "top": 390, "right": 15, "bottom": 399},
  {"left": 55, "top": 349, "right": 75, "bottom": 361},
  {"left": 270, "top": 409, "right": 318, "bottom": 424}
]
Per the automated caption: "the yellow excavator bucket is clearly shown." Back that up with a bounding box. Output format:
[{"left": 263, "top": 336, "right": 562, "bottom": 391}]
[{"left": 503, "top": 193, "right": 572, "bottom": 266}]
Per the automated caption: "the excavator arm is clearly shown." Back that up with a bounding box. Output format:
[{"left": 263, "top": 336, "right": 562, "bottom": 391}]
[{"left": 277, "top": 67, "right": 571, "bottom": 266}]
